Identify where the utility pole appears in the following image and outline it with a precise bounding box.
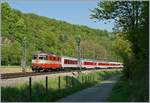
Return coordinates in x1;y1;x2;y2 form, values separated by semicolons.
0;6;1;67
22;37;26;72
75;35;81;71
0;36;1;67
0;6;2;67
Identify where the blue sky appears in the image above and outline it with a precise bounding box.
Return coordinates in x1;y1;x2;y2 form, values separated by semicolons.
3;0;114;32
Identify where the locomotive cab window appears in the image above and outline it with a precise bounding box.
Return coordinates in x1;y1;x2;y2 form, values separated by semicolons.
39;55;47;60
32;55;37;59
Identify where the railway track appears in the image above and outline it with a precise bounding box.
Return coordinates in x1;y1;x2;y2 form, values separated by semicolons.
1;69;122;79
1;70;71;79
1;69;90;79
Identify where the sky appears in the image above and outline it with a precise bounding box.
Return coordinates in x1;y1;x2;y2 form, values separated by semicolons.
3;0;114;32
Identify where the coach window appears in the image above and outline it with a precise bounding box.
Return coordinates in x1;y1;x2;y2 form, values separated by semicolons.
67;60;69;64
53;57;55;61
70;60;72;64
39;56;46;60
49;56;52;60
64;59;67;64
50;56;52;60
46;56;48;60
52;57;54;61
71;60;73;64
58;57;60;61
55;57;57;61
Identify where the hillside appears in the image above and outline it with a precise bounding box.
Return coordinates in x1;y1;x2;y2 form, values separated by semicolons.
1;3;119;65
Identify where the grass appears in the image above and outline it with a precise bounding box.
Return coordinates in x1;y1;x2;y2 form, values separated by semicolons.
108;76;149;102
1;70;122;102
0;66;32;73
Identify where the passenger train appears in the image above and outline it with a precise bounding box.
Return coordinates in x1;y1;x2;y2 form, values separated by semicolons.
31;52;123;72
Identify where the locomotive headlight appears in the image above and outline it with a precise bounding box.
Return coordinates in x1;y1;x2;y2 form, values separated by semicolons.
38;55;47;64
37;60;45;64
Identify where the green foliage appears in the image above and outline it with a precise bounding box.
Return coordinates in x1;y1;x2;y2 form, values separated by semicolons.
108;76;149;102
91;1;149;101
1;2;120;66
112;34;133;63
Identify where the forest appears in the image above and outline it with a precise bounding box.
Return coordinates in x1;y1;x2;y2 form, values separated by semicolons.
1;3;120;66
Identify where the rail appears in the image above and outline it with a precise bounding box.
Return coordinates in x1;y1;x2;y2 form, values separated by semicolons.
1;68;122;79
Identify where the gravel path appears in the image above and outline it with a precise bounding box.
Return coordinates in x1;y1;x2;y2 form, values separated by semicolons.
57;75;120;102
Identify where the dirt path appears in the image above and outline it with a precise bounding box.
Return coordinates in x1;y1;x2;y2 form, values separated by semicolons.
57;75;120;102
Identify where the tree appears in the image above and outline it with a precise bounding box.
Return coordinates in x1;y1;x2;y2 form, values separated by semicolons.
91;1;149;101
